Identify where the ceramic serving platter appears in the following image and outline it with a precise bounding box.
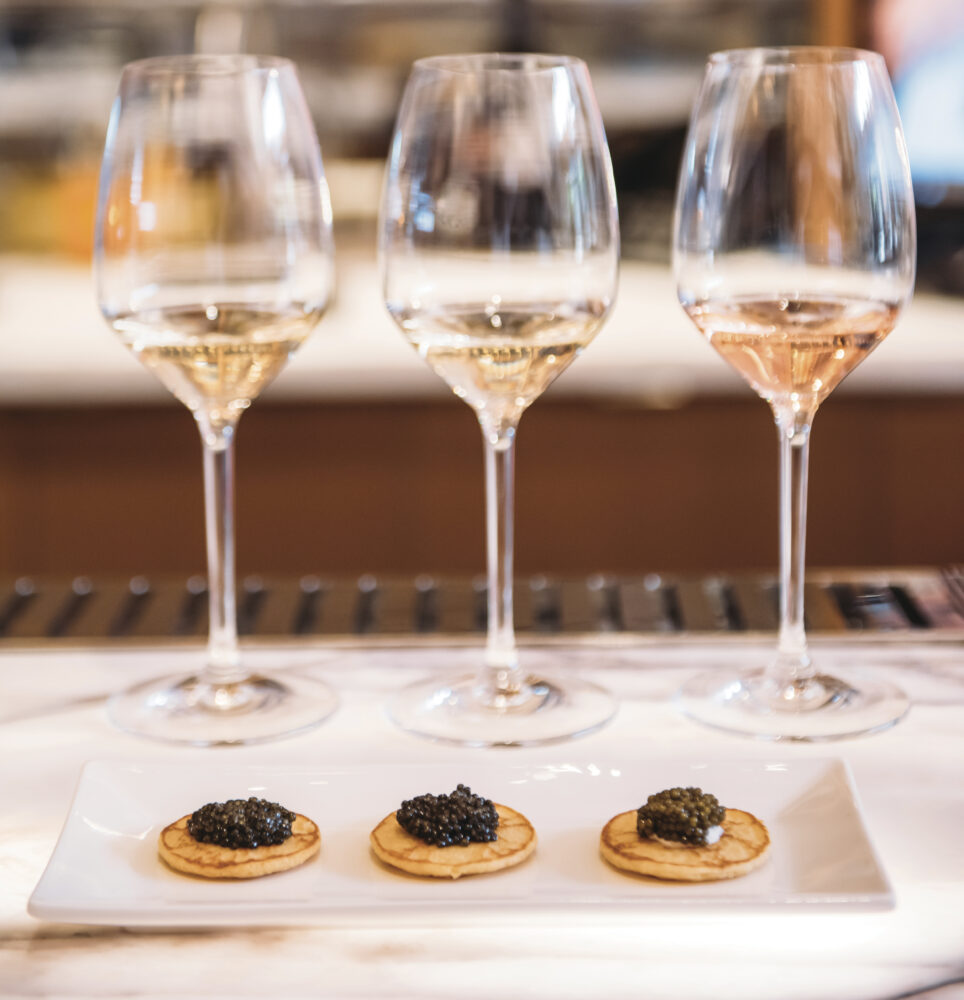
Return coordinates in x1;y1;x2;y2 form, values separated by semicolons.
28;756;893;925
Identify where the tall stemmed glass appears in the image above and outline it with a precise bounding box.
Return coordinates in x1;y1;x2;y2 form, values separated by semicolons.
380;54;619;746
673;48;916;739
95;55;336;745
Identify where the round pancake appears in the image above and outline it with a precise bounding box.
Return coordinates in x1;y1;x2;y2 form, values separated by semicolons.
600;807;770;882
370;803;536;879
158;812;320;879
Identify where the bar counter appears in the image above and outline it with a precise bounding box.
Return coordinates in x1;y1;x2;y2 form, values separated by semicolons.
1;253;962;406
3;637;963;998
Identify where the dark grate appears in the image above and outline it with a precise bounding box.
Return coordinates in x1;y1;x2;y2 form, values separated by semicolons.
0;570;959;642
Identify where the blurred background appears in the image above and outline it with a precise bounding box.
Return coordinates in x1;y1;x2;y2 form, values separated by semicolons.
0;0;961;581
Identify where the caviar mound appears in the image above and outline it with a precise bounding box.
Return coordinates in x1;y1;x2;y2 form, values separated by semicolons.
636;787;726;847
396;784;499;847
370;802;536;879
600;807;770;882
158;812;320;879
187;797;296;850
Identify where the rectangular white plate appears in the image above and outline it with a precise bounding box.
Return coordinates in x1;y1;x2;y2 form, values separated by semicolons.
28;757;892;925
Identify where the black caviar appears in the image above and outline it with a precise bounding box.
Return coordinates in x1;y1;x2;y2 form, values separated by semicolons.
187;797;296;849
396;784;499;847
636;787;726;846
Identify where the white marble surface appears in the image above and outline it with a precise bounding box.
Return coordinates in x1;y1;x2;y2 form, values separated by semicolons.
1;253;962;407
2;639;964;999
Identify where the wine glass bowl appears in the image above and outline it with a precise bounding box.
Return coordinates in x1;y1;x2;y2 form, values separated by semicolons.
380;53;620;745
673;47;916;739
95;55;337;744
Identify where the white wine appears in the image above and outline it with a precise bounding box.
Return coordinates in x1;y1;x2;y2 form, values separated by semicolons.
392;301;606;418
685;296;898;407
112;303;320;421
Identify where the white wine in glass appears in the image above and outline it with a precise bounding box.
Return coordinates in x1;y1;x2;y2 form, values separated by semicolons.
673;47;917;740
380;54;620;746
95;55;337;745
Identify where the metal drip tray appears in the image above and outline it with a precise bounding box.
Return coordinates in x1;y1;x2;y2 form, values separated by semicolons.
0;568;960;643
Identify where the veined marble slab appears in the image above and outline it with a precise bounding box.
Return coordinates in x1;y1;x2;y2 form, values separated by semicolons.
2;640;963;999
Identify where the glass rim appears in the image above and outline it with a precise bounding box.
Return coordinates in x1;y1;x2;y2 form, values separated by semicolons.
708;45;886;68
411;52;586;75
120;53;295;78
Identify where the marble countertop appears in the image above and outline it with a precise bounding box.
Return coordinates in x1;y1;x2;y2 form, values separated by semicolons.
1;253;962;407
3;638;964;999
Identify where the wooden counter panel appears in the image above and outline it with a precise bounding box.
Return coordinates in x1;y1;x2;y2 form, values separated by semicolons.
0;396;959;576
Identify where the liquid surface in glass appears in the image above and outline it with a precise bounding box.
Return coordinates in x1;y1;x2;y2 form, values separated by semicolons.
393;301;606;418
685;296;898;407
112;303;320;419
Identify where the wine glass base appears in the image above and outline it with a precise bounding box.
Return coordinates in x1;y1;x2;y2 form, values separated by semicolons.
388;671;616;747
108;671;338;747
676;667;909;741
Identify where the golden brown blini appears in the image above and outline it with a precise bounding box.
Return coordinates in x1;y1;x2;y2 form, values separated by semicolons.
600;808;770;882
158;813;320;879
370;803;536;879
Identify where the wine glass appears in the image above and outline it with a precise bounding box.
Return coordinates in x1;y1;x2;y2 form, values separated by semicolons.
673;47;916;739
379;54;620;746
95;55;336;745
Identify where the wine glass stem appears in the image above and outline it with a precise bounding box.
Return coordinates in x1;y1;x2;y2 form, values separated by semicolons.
481;421;523;699
198;419;243;687
772;412;814;687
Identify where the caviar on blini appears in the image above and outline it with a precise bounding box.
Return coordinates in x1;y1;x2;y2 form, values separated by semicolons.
636;787;726;846
186;797;296;850
396;784;499;847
